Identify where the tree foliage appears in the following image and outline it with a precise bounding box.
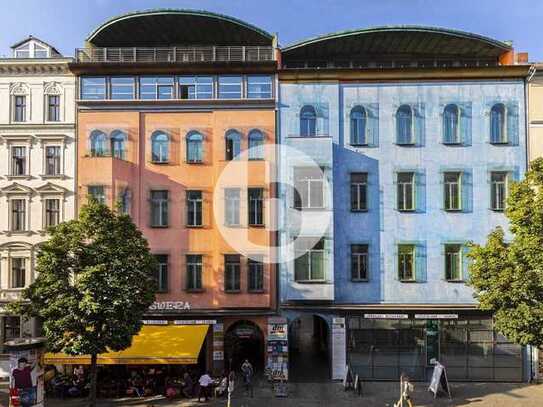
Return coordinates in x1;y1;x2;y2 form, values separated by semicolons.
15;200;157;405
468;158;543;347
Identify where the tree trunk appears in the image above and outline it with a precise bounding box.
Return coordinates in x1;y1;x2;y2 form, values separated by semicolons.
89;353;98;407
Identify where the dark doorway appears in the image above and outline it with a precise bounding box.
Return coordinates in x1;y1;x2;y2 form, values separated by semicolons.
289;314;330;382
224;320;264;373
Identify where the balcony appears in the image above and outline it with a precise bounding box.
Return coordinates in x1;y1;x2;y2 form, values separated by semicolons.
75;46;275;64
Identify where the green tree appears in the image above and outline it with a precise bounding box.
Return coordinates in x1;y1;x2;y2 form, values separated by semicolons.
468;157;543;347
15;200;157;406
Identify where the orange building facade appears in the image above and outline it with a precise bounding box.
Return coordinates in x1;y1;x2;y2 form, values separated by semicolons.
72;10;280;374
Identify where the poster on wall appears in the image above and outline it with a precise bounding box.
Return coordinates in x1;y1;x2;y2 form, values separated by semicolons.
9;347;44;407
332;317;346;380
267;318;288;381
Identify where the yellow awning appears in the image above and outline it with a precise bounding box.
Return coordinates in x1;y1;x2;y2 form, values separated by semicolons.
44;324;209;365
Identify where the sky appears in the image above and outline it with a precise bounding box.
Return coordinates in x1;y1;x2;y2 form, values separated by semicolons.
0;0;541;60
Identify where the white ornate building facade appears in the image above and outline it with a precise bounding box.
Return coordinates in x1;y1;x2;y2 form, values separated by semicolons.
0;37;76;377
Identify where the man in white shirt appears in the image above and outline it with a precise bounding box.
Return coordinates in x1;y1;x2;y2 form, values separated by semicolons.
198;371;213;402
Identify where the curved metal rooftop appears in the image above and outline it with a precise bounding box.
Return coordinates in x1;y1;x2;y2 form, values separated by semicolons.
282;26;512;66
86;9;274;47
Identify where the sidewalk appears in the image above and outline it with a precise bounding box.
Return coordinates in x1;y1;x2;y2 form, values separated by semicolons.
2;380;543;406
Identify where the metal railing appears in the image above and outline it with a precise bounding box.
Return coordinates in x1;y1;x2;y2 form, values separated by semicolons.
75;46;275;63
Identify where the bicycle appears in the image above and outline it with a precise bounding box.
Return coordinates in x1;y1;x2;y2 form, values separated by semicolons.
393;373;414;407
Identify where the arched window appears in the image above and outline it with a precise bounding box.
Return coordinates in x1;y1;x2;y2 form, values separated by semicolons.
248;130;264;160
151;131;170;163
89;130;107;157
350;106;367;145
443;104;460;144
490;103;507;143
110;130;127;160
186;131;204;163
396;105;414;145
225;130;241;161
300;105;317;137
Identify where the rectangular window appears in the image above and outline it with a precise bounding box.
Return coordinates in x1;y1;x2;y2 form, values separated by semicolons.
224;254;241;292
87;185;105;204
294;238;326;282
81;77;106;100
225;188;241;226
178;76;213;99
186;190;203;227
11;199;26;231
247;75;272;99
154;255;168;292
350;173;368;211
491;172;508;211
110;77;135;100
4;316;20;340
294;167;325;209
218;76;242;99
445;244;463;281
186;254;203;291
248;258;264;291
34;45;48;58
45;146;61;176
351;244;369;281
398;244;415;281
11;258;25;288
139;76;174;99
118;188;131;215
14;96;26;122
151;190;169;227
11;146;26;176
444;172;462;211
397;172;415;211
47;95;60;121
45;198;60;227
248;188;264;226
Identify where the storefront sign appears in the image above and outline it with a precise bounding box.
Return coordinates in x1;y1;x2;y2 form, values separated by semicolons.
142;320;168;325
415;314;458;320
332;317;346;380
268;322;288;341
173;319;216;325
364;314;408;319
148;301;191;311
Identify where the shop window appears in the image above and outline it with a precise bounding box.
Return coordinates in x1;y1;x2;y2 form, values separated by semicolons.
11;258;26;288
351;172;368;211
490;172;508;211
47;95;60;121
151;131;170;163
444;172;462;211
248;188;264;226
398;244;415;281
293;167;325;209
295;238;326;282
186;255;203;291
351;244;368;281
225;188;240;226
186;131;203;163
11;146;27;176
397;172;415;212
88;185;105;204
11;199;26;232
150;190;169;227
248;130;264;160
224;254;241;292
81;77;106;100
350;106;368;145
45;146;61;176
300;105;317;137
186;190;203;227
154;255;168;292
248;258;264;292
45;198;60;227
445;244;463;281
110;77;135;100
225;130;241;160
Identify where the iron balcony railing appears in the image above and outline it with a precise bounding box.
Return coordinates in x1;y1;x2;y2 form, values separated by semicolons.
75;46;275;64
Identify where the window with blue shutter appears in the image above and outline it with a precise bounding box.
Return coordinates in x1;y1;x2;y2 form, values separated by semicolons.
415;243;427;282
461;169;473;213
415;171;426;213
506;102;519;145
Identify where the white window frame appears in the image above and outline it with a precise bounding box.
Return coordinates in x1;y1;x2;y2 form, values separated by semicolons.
444;244;463;281
397;172;415;212
444;172;462;211
398;244;416;282
490;171;508;211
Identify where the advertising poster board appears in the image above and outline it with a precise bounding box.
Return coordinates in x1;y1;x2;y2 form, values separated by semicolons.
267;318;288;381
8;344;45;407
332;318;346;380
428;361;451;399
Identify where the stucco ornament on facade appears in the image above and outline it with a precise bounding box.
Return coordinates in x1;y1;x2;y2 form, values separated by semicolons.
43;82;62;95
9;82;29;95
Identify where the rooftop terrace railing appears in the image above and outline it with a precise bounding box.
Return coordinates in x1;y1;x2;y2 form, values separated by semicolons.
75;46;275;63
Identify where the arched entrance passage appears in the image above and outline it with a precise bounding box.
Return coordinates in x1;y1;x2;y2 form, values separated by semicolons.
224;320;264;373
289;314;330;382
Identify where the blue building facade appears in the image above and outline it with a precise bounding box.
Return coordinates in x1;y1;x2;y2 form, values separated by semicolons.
278;27;532;382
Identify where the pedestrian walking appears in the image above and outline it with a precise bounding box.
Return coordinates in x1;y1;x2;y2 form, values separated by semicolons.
240;359;254;398
198;371;213;402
